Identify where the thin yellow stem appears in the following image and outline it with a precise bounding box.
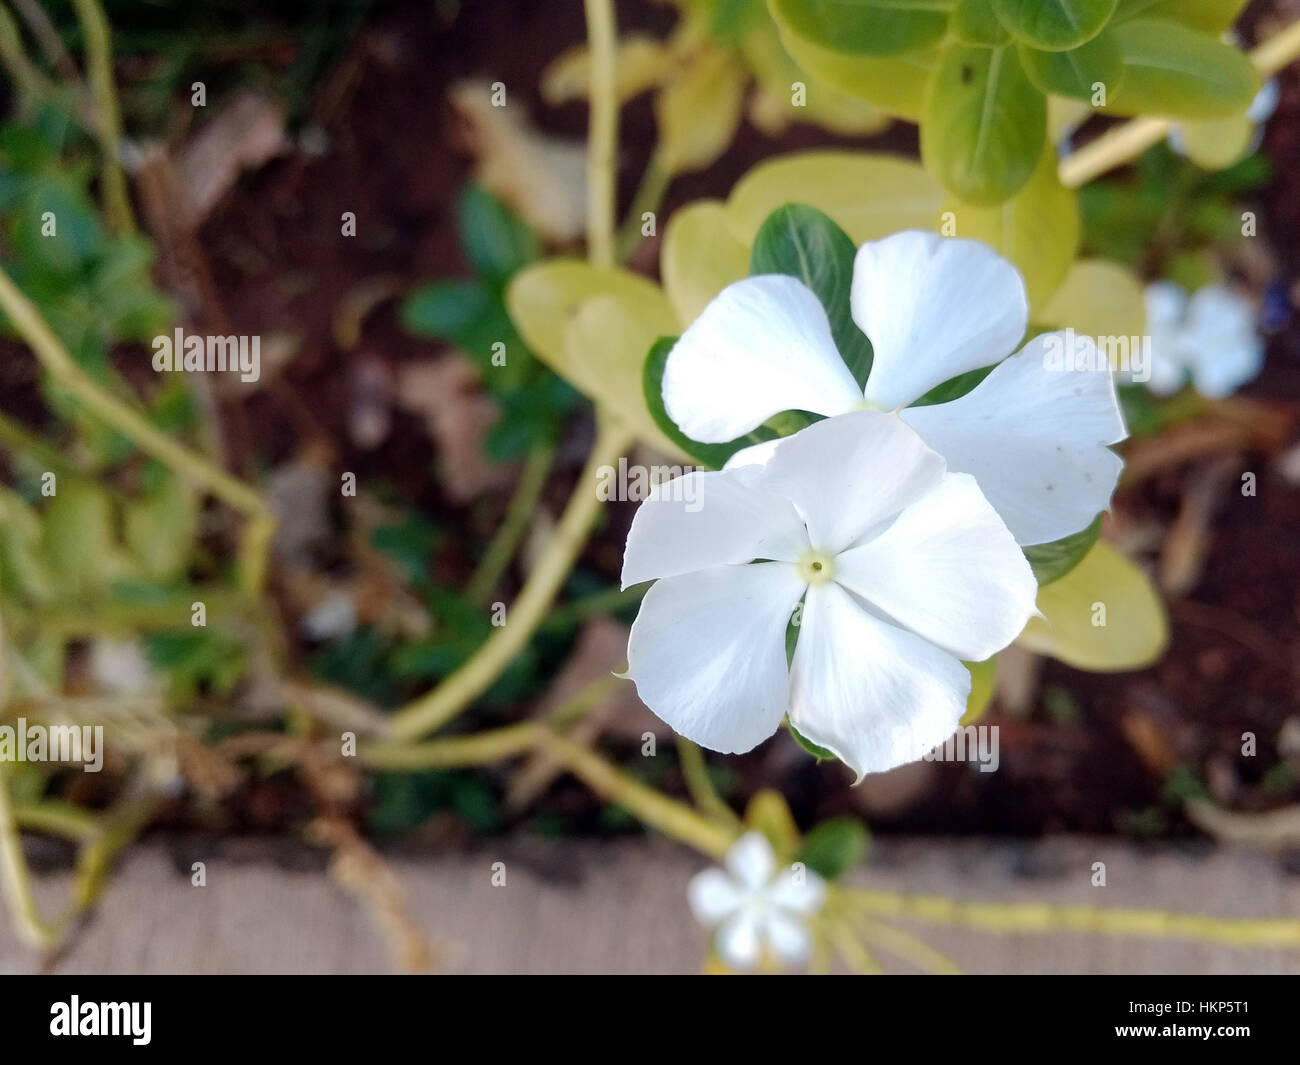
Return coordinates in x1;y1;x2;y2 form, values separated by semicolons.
675;736;742;830
1061;21;1300;189
387;417;632;740
14;801;100;842
359;722;541;770
583;0;618;269
843;889;1300;950
848;913;965;975
0;767;59;948
535;730;736;860
0;265;273;594
466;441;555;607
70;0;135;235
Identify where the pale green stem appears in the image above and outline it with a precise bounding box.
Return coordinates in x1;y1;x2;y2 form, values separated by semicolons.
583;0;618;269
466;441;555;608
70;0;135;234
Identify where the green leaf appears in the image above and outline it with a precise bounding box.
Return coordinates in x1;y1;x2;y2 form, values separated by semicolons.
991;0;1117;51
455;185;539;284
1019;32;1123;100
744;789;801;861
1023;513;1102;585
921;42;1045;205
749;204;872;387
1105;20;1259;119
797;817;869;879
1113;0;1247;34
768;0;953;57
961;657;998;724
401;279;494;343
660;200;749;327
642;336;770;468
952;0;1010;44
775;30;938;119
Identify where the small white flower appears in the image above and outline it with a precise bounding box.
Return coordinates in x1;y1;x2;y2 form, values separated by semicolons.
621;410;1038;778
662;230;1126;547
1142;281;1264;399
688;832;826;971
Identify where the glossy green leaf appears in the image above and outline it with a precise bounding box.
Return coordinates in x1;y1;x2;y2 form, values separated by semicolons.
1023;513;1102;585
922;42;1046;205
1019;32;1123;100
749;204;872;387
952;0;1010;44
769;0;953;57
1105;20;1259;119
797;817;869;879
991;0;1117;51
942;146;1077;313
1017;540;1168;670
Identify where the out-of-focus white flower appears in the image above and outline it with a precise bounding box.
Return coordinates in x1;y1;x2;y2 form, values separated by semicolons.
621;411;1037;778
688;831;826;971
661;230;1126;547
1142;281;1264;398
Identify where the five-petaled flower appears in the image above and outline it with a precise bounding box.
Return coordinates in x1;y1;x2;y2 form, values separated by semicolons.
662;230;1126;547
688;831;826;972
1141;281;1264;399
621;410;1038;778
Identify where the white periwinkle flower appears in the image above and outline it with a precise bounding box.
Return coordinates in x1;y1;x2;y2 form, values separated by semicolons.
1143;281;1264;399
621;410;1038;778
662;230;1126;547
688;831;826;971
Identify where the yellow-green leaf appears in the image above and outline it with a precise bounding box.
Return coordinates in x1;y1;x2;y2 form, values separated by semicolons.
769;0;953;57
775;28;938;119
1175;114;1256;171
961;656;999;724
992;0;1117;52
1039;257;1145;340
1017;540;1168;670
124;476;200;583
942;146;1078;313
507;260;689;457
655;48;746;175
661;200;750;327
726;151;944;244
744;788;801;862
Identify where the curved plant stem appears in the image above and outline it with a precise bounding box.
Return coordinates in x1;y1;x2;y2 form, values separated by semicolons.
0;767;59;948
536;730;736;859
388;418;633;741
1059;20;1300;189
0;266;273;595
615;151;671;262
583;0;618;269
675;737;741;830
13;801;99;842
71;0;135;235
360;722;541;770
466;441;555;608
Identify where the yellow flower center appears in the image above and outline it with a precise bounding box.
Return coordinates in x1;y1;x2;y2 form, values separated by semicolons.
797;550;835;586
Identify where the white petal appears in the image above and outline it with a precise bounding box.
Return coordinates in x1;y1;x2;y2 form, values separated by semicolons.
726;831;776;890
853;232;1028;411
751;410;946;555
1247;79;1280;123
900;332;1126;546
662;275;862;443
833;473;1037;661
1144;281;1189;331
621;470;808;588
770;868;827;915
624;563;805;755
715;911;763;971
762;909;813;967
1182;285;1263;399
721;438;781;471
789;583;970;779
687;868;743;927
